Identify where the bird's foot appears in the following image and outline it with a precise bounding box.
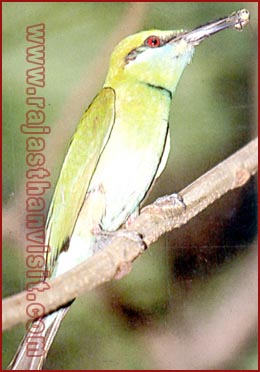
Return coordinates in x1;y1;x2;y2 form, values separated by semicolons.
155;193;186;209
143;193;186;214
92;226;145;255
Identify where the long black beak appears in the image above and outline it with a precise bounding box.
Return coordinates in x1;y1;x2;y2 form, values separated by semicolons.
169;9;250;45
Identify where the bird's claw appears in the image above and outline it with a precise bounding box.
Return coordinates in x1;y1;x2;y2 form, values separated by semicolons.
143;193;186;215
154;193;186;210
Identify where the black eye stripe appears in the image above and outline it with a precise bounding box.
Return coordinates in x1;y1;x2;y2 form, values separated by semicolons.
125;34;176;64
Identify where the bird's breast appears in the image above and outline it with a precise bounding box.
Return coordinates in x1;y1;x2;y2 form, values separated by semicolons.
89;82;171;230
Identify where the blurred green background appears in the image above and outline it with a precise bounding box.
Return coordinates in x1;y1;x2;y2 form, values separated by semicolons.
3;2;258;370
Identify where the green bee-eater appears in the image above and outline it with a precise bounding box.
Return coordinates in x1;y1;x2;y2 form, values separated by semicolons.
9;9;249;370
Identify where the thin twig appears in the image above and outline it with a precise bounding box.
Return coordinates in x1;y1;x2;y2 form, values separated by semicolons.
2;138;257;331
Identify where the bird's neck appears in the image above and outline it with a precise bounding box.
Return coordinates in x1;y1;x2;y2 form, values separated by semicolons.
105;78;172;106
104;79;172;139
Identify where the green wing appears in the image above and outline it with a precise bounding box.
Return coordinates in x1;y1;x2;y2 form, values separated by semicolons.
45;87;115;273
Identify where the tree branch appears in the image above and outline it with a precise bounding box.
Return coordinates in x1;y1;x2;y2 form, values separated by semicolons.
2;138;258;331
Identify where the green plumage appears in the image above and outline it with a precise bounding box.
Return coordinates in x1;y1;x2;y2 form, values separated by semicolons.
45;88;115;272
9;9;249;369
46;30;195;277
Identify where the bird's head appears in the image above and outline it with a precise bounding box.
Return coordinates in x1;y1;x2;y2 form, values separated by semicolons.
104;9;249;95
104;29;194;94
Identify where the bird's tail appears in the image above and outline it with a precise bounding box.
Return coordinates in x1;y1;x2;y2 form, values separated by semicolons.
7;305;71;370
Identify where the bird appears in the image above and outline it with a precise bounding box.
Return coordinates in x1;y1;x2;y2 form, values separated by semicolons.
8;9;249;370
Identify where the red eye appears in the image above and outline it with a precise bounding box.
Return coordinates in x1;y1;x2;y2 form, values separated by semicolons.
145;36;161;48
